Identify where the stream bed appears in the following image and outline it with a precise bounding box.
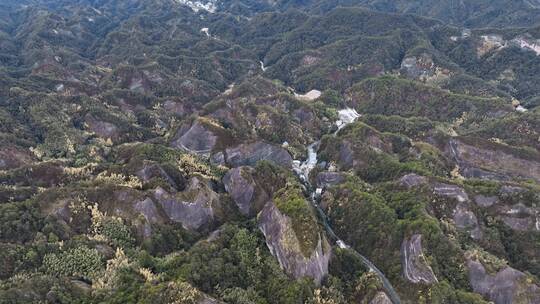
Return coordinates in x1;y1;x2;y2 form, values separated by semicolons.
292;108;401;304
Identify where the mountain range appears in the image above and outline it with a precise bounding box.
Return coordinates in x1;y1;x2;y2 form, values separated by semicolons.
0;1;539;304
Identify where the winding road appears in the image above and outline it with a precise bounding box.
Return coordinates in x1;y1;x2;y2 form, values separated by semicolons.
292;108;402;304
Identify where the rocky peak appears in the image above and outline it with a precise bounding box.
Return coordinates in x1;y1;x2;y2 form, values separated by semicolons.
258;201;331;286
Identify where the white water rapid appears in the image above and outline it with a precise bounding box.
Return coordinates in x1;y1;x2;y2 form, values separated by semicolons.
291;108;401;304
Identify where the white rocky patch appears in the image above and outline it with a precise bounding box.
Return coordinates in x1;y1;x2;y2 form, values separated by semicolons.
55;84;64;92
52;29;59;35
175;0;217;13
512;37;540;55
477;34;540;57
336;108;360;130
260;61;267;71
87;17;95;22
294;90;321;101
401;57;418;69
292;142;318;182
478;34;506;56
200;27;210;37
336;240;349;249
516;105;528;113
222;83;234;95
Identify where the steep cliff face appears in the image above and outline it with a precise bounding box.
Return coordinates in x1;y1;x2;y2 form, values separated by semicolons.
153;177;219;231
447;138;540;182
401;234;438;285
2;1;540;303
223;141;293;168
468;259;540;304
369;291;393;304
222;166;269;216
258;201;331;285
171;120;218;156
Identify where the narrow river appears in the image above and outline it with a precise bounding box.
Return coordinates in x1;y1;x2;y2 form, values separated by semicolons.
292;108;402;304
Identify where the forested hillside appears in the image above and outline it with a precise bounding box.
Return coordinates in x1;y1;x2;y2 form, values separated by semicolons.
0;1;539;303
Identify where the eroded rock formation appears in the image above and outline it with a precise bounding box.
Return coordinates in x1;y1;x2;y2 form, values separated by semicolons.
401;234;438;284
258;201;331;285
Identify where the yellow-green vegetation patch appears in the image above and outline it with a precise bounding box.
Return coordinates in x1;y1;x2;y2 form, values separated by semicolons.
42;246;104;280
116;142;226;180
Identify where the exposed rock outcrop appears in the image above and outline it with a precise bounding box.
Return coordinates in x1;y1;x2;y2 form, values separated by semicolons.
294;89;321;101
499;203;540;232
152;177;218;231
316;171;345;188
163;100;189;117
448;138;540;182
433;182;469;202
468;259;540;304
84;114;119;141
474;195;498;207
171;120;217;156
453;202;482;240
0;146;34;170
222;166;269;216
133;198;162;237
198;295;222;304
337;141;355;169
400;177;484;238
399;173;427;188
369;291;392;304
224;142;293;168
400;53;450;83
136;161;181;190
8;161;66;187
258;201;331;285
401;234;438;284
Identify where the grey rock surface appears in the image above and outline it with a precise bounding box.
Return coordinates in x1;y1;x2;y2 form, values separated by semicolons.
369;291;393;304
316;171;345;188
0;146;34;170
223;167;256;215
171;121;217;156
136;161;179;189
453;202;482;240
338;141;355;169
225;142;293;168
401;234;438;284
468;259;540;304
258;201;331;286
433;183;469;202
153;177;217;231
448;139;540;182
134;198;162;237
223;166;269;216
474;195;499;207
399;173;428;188
85;114;119;141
